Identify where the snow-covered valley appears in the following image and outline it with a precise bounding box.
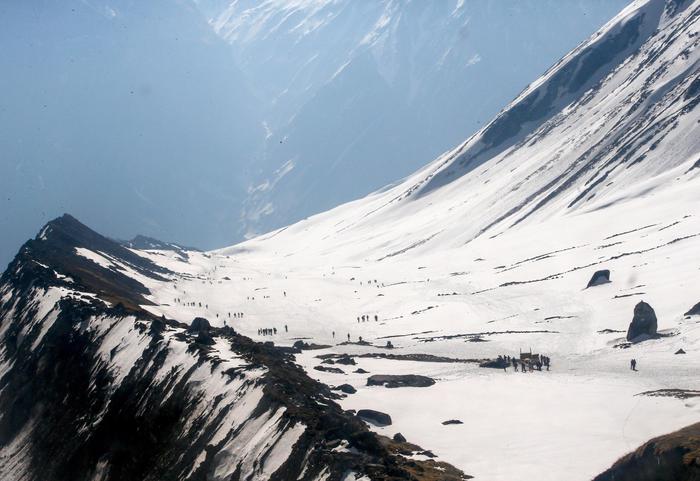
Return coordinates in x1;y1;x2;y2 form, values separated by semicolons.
1;0;699;479
127;170;700;481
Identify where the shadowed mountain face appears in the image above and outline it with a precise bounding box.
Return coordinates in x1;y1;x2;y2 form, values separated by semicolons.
0;215;470;481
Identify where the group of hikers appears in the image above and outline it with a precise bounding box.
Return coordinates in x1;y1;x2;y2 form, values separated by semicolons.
357;314;379;323
498;354;552;372
173;297;246;321
257;324;289;336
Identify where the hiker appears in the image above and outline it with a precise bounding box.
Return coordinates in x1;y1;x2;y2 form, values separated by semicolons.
374;314;378;322
273;327;277;335
347;333;350;341
512;358;518;371
284;324;288;332
631;359;637;371
332;331;335;338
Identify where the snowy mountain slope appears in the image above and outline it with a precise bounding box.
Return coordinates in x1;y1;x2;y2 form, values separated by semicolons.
115;1;699;479
194;0;630;239
0;215;468;481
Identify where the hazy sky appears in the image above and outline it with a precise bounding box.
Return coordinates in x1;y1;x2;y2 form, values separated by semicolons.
0;0;629;271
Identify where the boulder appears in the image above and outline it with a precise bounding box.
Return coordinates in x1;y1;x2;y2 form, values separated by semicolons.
626;301;658;342
685;302;700;316
188;317;211;333
479;358;509;369
393;432;407;443
442;419;464;425
335;383;357;394
354;368;370;374
367;374;435;388
357;409;392;426
587;269;611;288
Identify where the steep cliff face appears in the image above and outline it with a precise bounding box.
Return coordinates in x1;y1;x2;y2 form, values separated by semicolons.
0;216;468;481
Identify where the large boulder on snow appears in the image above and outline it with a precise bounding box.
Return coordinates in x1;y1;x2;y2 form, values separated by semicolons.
188;317;211;333
357;409;392;426
335;384;357;394
587;269;611;288
626;301;658;342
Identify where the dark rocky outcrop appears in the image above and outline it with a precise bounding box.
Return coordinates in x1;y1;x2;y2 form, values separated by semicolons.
314;365;345;374
626;301;658;342
187;317;215;345
187;317;211;333
357;409;392;427
335;384;357;394
0;215;472;481
367;374;436;388
587;269;611;287
675;348;686;355
393;433;407;443
685;302;700;316
442;420;464;425
593;422;700;481
479;358;509;369
292;340;331;351
354;368;370;374
334;355;356;365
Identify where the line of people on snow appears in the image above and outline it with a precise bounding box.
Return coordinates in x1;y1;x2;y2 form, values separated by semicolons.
257;324;289;336
357;314;379;322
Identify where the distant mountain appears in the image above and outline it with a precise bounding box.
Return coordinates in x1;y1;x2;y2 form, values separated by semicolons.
0;0;628;271
195;0;629;238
